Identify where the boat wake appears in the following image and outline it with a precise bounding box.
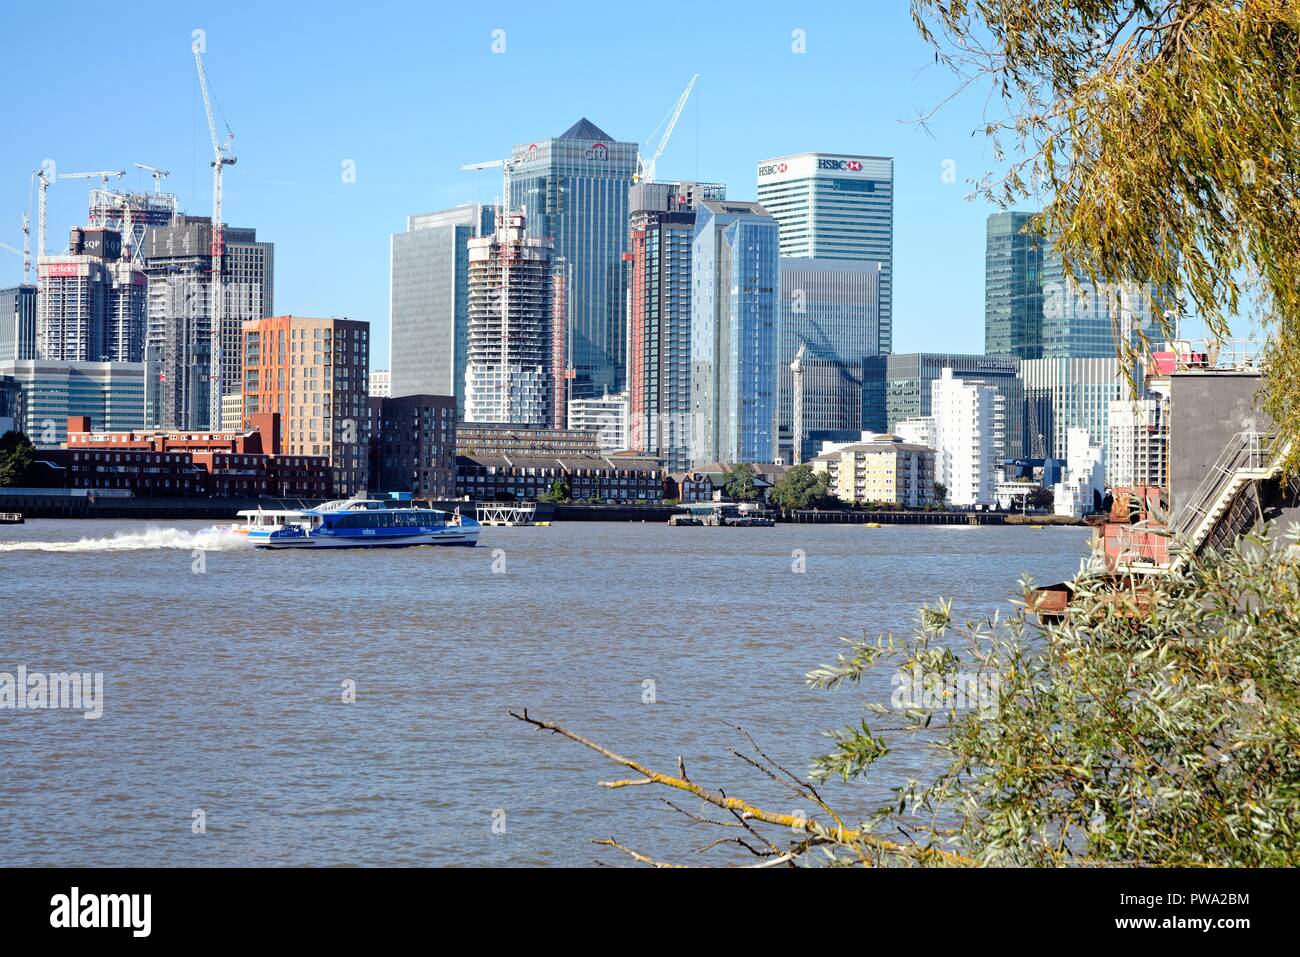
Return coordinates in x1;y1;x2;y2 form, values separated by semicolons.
0;526;251;553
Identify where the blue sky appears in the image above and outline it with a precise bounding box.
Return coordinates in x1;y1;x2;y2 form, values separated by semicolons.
0;0;1179;365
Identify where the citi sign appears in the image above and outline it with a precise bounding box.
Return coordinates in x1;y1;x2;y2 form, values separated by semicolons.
586;142;608;160
818;158;864;171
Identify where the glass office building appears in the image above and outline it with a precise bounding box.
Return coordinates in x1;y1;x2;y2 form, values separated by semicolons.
690;200;780;466
985;211;1045;359
0;359;146;447
626;182;725;471
1020;356;1126;460
863;352;1024;460
1041;249;1166;358
778;257;880;463
987;210;1166;360
508;119;638;400
0;285;37;362
756;153;894;353
389;204;495;418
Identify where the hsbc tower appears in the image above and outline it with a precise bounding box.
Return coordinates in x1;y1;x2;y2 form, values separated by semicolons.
756;152;894;353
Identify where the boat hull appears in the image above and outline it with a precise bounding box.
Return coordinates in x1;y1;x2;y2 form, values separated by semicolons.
248;527;479;549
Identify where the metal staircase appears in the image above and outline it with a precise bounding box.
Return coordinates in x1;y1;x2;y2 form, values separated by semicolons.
1166;430;1284;569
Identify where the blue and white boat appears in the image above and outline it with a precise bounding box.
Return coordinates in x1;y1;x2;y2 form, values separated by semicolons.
232;497;479;549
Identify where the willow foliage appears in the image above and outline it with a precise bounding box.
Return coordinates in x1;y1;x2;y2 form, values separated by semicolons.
809;531;1300;866
912;1;1300;468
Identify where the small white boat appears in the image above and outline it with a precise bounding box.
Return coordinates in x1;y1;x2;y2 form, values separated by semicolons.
231;497;479;549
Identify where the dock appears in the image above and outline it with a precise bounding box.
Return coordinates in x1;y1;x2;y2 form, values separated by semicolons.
669;503;775;527
787;509;1008;525
476;503;538;527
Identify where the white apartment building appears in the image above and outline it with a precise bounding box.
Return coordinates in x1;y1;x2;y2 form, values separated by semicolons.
369;369;391;399
930;368;1003;508
568;391;630;452
1107;390;1168;488
895;416;935;451
1054;426;1106;517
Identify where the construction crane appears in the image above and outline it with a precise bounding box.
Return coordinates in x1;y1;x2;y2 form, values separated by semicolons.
6;174;35;282
634;74;699;184
194;45;237;429
133;163;171;194
34;168;124;261
461;158;515;218
21;174;32;281
462;157;520;418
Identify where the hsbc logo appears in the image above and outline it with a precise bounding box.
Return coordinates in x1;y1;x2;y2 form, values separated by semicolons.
819;158;864;172
757;162;789;177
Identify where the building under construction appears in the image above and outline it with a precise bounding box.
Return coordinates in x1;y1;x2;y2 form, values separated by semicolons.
464;210;561;427
36;227;146;364
88;188;177;266
141;215;273;431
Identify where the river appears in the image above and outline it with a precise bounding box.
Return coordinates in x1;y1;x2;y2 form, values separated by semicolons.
0;518;1090;866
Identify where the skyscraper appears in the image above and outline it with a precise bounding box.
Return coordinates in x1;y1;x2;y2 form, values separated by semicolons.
508;118;638;399
389;203;495;415
1020;356;1126;459
690;200;780;466
37;240;111;362
1041;250;1165;358
142;216;273;430
36;228;146;365
986;210;1165;360
464;210;559;427
626;180;725;470
219;235;275;429
778;257;881;463
0;285;37;362
984;211;1045;359
756;153;894;352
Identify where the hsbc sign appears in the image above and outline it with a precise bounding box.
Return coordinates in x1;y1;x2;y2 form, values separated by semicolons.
759;156;877;180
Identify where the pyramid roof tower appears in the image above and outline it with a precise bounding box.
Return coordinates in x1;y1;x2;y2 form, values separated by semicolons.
558;117;612;141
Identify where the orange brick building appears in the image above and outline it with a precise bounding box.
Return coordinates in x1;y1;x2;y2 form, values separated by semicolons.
241;315;370;496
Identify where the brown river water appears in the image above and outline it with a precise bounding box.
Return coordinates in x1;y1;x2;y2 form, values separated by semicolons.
0;518;1090;865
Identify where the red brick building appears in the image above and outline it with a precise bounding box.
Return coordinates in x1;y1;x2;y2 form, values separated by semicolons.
40;413;331;498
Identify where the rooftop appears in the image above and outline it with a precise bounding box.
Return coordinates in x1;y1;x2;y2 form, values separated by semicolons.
559;117;612;141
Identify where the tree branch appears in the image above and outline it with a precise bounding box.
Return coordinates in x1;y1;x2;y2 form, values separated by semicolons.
510;709;975;867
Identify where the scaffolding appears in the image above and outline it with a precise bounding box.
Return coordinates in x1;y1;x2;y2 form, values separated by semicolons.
88;188;178;266
464;211;556;426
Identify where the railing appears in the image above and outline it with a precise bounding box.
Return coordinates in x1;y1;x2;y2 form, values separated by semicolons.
0;487;133;498
1170;432;1267;537
1168;430;1282;561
